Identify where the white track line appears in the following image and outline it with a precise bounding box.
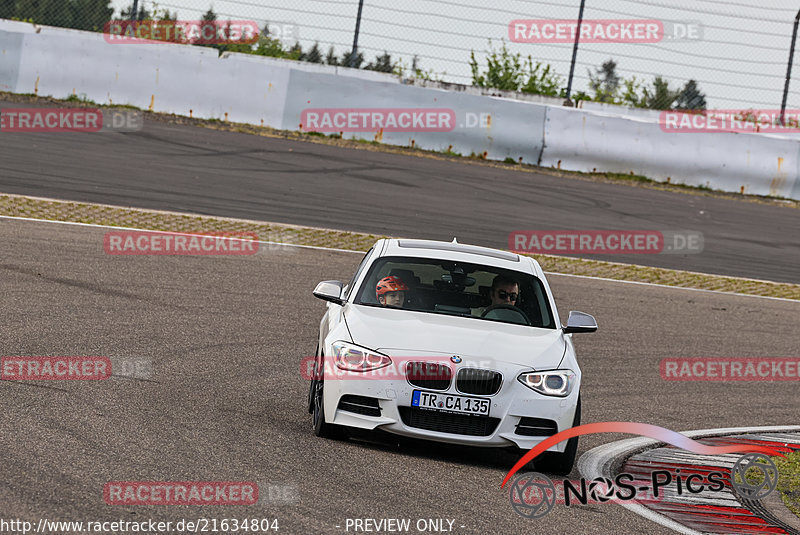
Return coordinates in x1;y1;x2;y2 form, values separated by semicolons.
545;271;800;304
2;214;798;303
577;425;800;535
0;215;362;255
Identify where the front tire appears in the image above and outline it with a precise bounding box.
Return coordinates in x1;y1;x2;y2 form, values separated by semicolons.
533;396;581;475
310;376;346;439
308;345;321;414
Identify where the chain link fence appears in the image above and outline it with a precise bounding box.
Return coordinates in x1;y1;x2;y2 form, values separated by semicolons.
2;0;799;112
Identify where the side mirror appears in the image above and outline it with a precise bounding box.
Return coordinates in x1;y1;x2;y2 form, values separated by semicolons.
313;280;344;305
563;311;597;334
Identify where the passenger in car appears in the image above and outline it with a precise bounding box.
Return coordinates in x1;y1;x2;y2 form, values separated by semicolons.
472;274;519;316
376;275;408;308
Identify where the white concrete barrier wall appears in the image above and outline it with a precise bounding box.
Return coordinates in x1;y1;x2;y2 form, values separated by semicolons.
542;107;800;198
8;25;293;126
0;22;546;163
0;21;798;200
282;69;547;162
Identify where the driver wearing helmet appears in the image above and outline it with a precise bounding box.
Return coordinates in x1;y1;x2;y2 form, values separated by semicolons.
376;275;408;308
473;274;519;316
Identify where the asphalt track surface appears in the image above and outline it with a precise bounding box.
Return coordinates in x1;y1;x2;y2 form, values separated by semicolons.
2;218;799;534
0;100;799;284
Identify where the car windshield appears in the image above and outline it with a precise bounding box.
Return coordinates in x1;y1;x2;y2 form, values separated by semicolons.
354;256;556;329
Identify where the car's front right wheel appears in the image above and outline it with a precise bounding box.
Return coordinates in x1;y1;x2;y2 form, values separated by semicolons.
310;377;329;436
309;354;346;439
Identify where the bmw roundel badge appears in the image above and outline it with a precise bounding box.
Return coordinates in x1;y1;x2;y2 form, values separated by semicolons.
451;355;462;364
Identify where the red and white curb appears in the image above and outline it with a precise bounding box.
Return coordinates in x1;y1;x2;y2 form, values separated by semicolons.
577;426;800;534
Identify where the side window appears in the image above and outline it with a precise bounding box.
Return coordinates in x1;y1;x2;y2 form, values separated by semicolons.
343;247;374;301
533;283;553;328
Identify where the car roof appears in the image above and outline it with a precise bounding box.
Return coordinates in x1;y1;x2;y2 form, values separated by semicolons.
379;238;543;276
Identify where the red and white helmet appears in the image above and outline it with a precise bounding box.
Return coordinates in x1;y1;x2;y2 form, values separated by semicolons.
375;275;409;297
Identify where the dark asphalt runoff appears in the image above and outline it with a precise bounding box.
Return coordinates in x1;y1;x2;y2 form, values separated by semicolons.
2;218;798;534
0;100;798;283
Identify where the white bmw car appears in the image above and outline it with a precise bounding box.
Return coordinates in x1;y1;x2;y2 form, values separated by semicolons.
308;238;596;474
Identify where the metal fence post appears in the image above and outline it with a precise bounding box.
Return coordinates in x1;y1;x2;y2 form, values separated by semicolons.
350;0;365;68
780;9;800;125
564;0;586;107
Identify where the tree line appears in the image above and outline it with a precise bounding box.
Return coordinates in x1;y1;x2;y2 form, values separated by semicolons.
470;41;706;111
196;7;398;74
1;0;113;31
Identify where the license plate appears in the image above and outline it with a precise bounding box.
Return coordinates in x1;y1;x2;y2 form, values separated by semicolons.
411;390;490;416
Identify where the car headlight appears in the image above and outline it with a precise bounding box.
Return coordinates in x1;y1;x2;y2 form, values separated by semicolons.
332;341;392;372
518;370;576;397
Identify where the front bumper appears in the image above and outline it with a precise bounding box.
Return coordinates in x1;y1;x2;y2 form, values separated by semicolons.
323;368;579;451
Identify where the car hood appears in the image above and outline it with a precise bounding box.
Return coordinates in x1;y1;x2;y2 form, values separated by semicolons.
343;304;565;369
